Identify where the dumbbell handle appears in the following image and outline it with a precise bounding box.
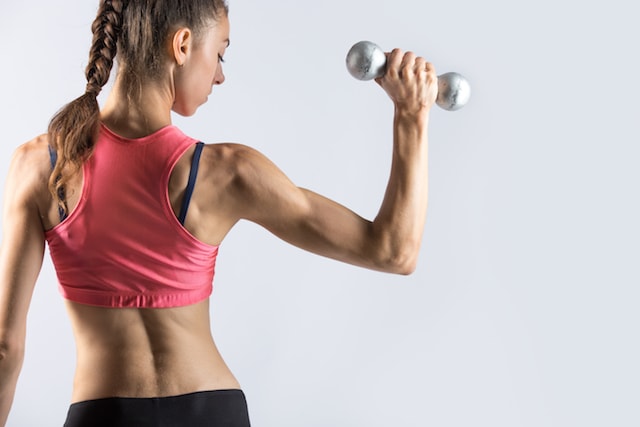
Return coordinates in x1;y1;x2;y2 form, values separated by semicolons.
346;41;470;111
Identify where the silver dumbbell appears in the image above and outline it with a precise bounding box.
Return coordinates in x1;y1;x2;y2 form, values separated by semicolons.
346;41;471;111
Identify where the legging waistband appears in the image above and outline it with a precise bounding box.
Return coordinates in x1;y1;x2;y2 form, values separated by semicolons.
64;389;251;427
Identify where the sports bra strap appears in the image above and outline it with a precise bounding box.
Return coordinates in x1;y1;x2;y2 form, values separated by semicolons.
48;144;57;168
48;146;68;222
178;142;205;225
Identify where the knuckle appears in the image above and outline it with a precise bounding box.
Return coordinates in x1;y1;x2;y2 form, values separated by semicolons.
404;51;416;61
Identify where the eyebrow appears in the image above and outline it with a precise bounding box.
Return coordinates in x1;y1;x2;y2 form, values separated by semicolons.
225;38;231;47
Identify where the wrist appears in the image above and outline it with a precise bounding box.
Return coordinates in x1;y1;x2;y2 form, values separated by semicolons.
394;105;430;126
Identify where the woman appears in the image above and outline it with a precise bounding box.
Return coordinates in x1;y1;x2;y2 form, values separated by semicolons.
0;0;437;425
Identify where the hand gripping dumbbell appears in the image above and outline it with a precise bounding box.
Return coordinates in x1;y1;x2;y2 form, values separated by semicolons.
346;41;471;111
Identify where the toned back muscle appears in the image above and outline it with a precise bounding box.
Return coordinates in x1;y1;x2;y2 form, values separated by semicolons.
32;134;243;402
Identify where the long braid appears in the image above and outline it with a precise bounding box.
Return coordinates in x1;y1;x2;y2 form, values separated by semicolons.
85;1;125;95
47;0;126;213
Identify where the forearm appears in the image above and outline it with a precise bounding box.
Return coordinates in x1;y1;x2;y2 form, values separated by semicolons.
0;349;24;427
370;107;430;273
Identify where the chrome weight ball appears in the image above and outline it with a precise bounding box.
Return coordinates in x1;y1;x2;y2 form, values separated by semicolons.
436;72;471;111
345;41;388;81
346;40;471;111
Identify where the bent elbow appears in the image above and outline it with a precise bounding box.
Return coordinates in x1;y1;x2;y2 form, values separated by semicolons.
373;243;420;275
389;253;418;275
398;257;418;275
366;227;422;275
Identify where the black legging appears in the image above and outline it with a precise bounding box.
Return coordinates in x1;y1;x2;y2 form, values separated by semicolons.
63;390;251;427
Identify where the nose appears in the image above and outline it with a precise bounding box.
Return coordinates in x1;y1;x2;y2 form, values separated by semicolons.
214;65;225;86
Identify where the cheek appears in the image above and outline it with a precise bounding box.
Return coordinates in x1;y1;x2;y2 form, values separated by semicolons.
195;64;216;93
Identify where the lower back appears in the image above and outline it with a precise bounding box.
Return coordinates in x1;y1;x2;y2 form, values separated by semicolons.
64;299;240;402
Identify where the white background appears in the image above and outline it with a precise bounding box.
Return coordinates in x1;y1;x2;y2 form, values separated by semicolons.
1;1;639;426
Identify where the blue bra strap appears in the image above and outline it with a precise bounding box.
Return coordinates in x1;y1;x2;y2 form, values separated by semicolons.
48;145;68;222
178;142;205;225
48;145;57;169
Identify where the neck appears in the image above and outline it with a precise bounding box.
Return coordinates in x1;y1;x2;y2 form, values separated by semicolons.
100;73;175;139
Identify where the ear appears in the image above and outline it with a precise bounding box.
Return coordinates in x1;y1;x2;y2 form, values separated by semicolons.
171;28;193;66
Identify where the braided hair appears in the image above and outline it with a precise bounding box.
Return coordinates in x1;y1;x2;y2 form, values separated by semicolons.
47;0;228;213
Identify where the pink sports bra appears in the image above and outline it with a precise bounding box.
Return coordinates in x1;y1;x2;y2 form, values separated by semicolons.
44;124;219;308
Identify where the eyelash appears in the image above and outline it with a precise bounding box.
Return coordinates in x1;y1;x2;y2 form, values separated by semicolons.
218;55;225;63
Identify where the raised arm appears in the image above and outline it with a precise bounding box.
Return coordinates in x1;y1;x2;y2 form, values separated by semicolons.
0;140;47;426
227;49;437;274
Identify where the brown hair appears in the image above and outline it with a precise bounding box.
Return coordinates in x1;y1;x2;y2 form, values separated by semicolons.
47;0;229;213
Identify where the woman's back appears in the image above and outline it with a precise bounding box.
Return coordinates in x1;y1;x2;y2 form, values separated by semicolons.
25;126;243;403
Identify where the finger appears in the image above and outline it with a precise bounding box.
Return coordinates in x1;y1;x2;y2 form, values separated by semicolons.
385;48;404;78
413;56;427;76
424;62;437;83
400;51;416;70
424;61;436;74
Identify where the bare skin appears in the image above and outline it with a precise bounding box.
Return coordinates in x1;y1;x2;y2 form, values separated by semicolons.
0;15;437;423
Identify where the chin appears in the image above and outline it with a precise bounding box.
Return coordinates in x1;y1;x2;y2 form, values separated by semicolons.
174;97;209;117
172;105;199;117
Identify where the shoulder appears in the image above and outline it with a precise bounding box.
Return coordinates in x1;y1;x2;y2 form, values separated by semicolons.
203;142;293;195
196;142;297;214
201;142;266;165
8;134;51;183
5;134;52;205
11;134;50;161
199;142;304;219
200;142;279;184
